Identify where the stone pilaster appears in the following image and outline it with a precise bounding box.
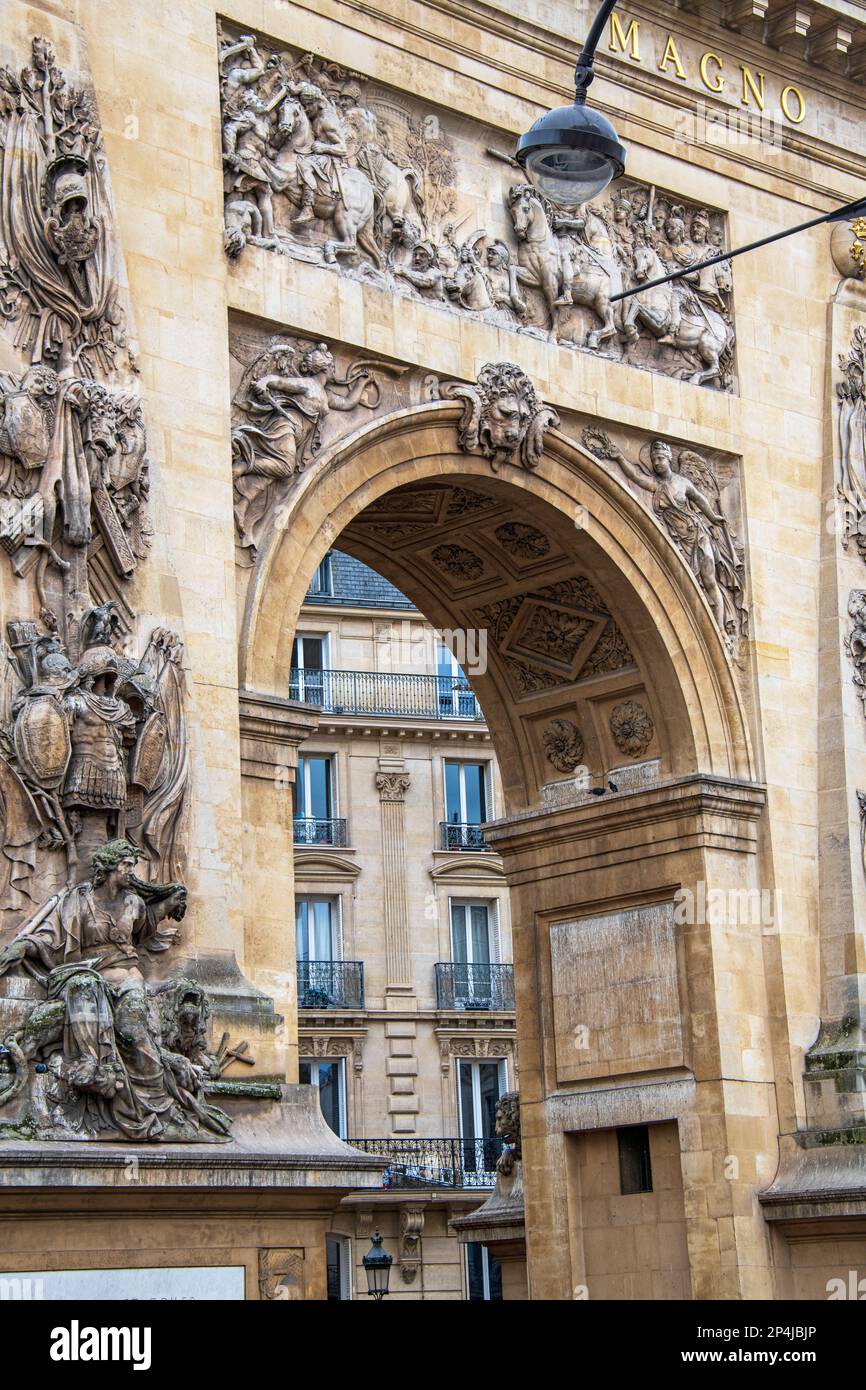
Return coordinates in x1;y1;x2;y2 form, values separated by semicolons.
375;767;413;993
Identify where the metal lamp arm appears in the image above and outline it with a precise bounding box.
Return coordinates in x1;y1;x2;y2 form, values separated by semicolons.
575;0;619;102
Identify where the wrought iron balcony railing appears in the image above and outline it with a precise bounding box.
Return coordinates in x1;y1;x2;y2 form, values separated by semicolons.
293;816;348;847
297;960;365;1010
435;962;515;1012
290;668;483;722
348;1136;504;1189
439;821;487;851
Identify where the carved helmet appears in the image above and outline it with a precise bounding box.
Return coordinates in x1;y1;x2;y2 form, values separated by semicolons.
42;153;90;213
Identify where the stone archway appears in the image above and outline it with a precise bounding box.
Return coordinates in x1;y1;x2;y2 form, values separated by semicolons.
238;396;776;1302
241;400;755;794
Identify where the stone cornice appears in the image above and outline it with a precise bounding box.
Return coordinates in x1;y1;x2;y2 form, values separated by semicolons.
483;774;768;869
238;690;320;781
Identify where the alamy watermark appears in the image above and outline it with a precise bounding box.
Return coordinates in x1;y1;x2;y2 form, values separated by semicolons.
674;881;783;931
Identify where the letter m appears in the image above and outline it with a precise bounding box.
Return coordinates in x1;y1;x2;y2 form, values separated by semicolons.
609;14;641;61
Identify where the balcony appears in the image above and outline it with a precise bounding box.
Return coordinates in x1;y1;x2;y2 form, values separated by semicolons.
290;668;483;722
439;821;487;851
297;960;365;1010
348;1136;504;1189
293;816;348;847
435;962;515;1012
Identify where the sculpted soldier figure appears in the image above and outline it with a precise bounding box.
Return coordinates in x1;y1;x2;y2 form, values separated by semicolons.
395;241;445;299
289;82;349;226
688;208;732;313
0;840;229;1141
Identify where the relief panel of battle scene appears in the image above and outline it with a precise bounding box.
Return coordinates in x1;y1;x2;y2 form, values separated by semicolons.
219;22;736;392
0;35;237;1144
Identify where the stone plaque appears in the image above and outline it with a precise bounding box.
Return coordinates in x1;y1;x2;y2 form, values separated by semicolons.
2;1266;245;1300
550;901;683;1082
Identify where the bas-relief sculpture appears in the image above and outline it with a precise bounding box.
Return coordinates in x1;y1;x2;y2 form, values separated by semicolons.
837;325;866;560
229;326;559;556
0;39;215;1143
581;428;749;655
218;25;736;391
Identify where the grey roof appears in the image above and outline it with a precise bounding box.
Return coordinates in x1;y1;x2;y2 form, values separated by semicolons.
304;550;417;610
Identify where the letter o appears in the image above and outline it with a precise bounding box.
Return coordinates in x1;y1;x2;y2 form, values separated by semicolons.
780;85;805;124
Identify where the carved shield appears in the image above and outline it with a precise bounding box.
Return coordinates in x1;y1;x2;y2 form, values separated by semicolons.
3;392;51;470
13;695;71;790
129;710;167;791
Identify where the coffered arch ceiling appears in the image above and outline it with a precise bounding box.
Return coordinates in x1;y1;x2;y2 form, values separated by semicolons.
240;403;755;812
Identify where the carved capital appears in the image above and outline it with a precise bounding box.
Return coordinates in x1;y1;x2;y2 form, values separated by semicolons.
376;771;411;802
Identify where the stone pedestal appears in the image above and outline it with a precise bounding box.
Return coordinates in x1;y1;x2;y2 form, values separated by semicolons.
0;1086;385;1299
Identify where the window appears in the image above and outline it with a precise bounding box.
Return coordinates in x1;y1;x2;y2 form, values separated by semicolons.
296;897;339;962
309;554;333;596
294;754;335;825
444;760;488;824
617;1124;653;1194
326;1235;352;1300
466;1242;502;1301
442;761;489;849
457;1057;505;1183
449;900;498;1008
291;633;328;704
300;1057;346;1138
436;643;477;718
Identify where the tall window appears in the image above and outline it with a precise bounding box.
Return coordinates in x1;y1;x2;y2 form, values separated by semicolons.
451;900;495;964
296;896;339;962
443;761;489;850
300;1057;346;1138
466;1243;502;1301
450;899;496;1007
436;643;477;718
326;1235;352;1300
295;755;334;821
291;633;328;704
457;1057;505;1183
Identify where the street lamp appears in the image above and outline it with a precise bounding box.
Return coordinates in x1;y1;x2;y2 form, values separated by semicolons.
516;0;624;208
362;1230;393;1300
516;0;866;301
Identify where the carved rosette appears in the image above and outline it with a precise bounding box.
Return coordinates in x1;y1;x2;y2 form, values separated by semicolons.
609;701;655;759
542;719;585;774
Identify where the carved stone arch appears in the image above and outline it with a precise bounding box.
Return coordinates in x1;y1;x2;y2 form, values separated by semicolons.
430;856;506;884
293;851;362;882
240;400;755;811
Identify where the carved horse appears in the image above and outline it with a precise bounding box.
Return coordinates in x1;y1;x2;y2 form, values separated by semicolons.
265;97;382;268
347;109;426;239
622;243;734;388
506;184;621;349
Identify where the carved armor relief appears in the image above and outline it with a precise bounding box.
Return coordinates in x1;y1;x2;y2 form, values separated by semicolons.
0;36;214;1145
218;23;736;391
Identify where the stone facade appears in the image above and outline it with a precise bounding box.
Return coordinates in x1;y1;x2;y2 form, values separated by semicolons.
0;0;865;1300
